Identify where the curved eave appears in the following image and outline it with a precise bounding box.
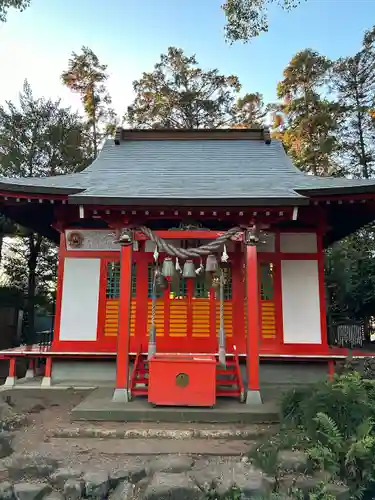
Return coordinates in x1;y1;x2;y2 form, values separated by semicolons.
67;195;310;207
0;183;83;196
297;184;375;197
324;202;375;247
0;203;59;243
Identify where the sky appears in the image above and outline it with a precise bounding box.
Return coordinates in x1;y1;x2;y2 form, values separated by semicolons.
0;0;374;119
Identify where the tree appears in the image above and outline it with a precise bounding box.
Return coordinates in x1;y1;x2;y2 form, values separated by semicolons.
0;0;29;22
0;0;306;42
222;0;303;43
61;46;116;158
332;26;375;179
324;27;375;330
0;80;88;341
231;92;267;128
277;49;339;176
126;46;241;129
325;230;375;323
3;235;58;315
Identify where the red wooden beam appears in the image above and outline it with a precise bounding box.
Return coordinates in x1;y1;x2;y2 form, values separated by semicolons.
245;244;262;404
113;243;133;402
51;234;65;350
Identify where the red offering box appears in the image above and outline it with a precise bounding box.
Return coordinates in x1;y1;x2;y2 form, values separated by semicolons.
148;353;217;407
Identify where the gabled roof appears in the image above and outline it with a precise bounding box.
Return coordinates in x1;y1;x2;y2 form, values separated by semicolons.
1;128;375;205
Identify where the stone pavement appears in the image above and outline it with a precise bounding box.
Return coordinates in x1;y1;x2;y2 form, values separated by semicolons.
71;388;279;424
0;452;350;500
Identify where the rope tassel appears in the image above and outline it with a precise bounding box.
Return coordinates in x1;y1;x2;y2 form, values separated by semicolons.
221;244;229;263
175;257;182;273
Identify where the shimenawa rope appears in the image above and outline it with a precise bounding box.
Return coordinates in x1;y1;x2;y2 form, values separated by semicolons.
139;225;241;258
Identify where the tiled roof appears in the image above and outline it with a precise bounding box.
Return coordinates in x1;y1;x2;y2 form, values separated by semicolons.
1;131;375;205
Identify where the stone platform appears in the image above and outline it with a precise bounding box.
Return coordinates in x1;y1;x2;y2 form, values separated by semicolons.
71;388;279;423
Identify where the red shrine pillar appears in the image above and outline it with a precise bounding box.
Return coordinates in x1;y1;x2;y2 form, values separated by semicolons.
112;229;133;403
245;231;262;405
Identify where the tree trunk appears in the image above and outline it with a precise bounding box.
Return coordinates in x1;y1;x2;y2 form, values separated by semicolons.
91;85;98;158
0;234;4;265
354;75;368;179
25;233;42;344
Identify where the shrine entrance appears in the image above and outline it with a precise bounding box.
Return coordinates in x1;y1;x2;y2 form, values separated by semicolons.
101;252;236;354
100;245;278;356
145;254;234;353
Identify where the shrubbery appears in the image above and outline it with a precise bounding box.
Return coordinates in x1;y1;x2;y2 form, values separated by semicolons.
250;371;375;499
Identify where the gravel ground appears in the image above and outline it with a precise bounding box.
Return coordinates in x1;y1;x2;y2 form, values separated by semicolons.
0;389;260;475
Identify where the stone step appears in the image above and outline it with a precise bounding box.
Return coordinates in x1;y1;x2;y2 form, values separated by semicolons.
42;437;256;456
71;391;280;424
50;423;277;440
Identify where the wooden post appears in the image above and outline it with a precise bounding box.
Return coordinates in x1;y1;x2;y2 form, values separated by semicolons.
245;235;262;404
328;359;335;381
41;356;52;387
25;358;35;379
4;358;16;387
112;232;133;402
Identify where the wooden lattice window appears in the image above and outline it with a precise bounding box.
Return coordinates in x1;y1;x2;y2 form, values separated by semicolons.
194;273;209;298
147;264;188;299
194;267;232;299
222;267;232;300
106;262;136;299
147;265;163;299
260;263;274;300
172;274;187;299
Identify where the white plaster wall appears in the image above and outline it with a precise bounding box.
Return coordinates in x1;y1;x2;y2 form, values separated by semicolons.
59;258;100;341
280;233;317;253
281;260;322;344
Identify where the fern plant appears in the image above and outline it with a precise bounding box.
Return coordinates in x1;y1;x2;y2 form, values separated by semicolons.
248;438;282;491
307;482;336;500
268;373;375;499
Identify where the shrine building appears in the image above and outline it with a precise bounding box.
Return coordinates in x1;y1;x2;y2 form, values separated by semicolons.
0;127;374;407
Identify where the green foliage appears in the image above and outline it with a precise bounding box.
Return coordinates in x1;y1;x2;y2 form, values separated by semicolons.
231;92;267;128
126;46;241;129
0;0;30;22
270;26;375;324
249;437;280;480
61;46;116;157
203;484;243;500
0;286;23;307
325;228;375;321
331;26;375;179
306;483;336;500
280;385;315;427
282;373;373;439
276;373;375;498
276;49;339;176
0;81;88;339
0;80;88;177
222;0;303;43
3;236;57;306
